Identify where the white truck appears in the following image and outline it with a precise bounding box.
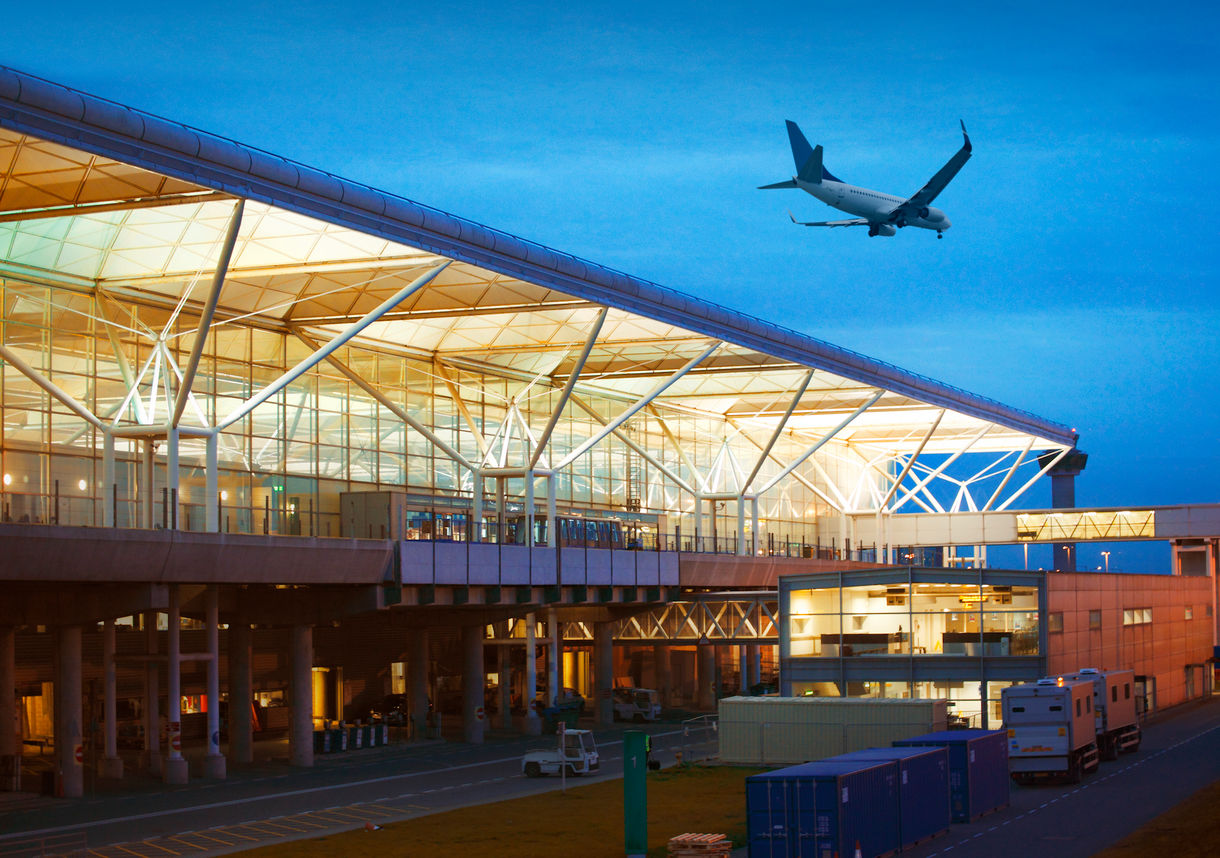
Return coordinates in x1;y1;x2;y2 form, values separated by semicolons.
1058;668;1141;760
613;687;662;722
1002;677;1099;784
521;728;600;777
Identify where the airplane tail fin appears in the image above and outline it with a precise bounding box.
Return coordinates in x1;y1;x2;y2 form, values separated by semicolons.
786;121;823;184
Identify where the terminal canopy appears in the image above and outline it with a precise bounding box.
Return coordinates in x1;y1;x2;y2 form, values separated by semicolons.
0;70;1075;540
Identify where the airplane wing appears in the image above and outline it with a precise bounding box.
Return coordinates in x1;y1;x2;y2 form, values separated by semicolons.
789;212;870;228
888;120;972;223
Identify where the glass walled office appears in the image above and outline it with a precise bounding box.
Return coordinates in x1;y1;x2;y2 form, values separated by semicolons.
779;568;1047;728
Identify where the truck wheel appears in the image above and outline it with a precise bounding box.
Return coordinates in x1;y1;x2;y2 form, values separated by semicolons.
524;762;542;778
1066;758;1082;784
566;765;580;778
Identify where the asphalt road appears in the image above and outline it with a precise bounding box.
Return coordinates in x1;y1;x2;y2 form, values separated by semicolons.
0;721;713;854
899;696;1220;858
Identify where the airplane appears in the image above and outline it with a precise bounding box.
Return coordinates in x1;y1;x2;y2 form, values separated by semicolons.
760;120;972;238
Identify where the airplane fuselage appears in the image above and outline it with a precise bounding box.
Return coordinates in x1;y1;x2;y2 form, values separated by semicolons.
794;177;951;232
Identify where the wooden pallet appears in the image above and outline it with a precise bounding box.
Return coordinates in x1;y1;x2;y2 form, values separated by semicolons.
667;832;732;856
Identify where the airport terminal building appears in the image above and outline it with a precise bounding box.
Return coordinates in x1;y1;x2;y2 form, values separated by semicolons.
0;67;1214;796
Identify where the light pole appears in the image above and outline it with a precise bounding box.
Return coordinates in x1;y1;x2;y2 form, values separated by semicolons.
1101;550;1111;573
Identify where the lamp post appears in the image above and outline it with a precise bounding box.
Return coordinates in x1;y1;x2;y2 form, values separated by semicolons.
1101;550;1111;573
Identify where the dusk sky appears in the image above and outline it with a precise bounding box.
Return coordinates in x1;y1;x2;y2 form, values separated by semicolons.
6;2;1217;571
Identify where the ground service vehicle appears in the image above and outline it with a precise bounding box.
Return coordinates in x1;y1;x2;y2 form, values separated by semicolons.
1002;677;1099;784
613;687;661;722
521;728;600;777
1058;668;1141;759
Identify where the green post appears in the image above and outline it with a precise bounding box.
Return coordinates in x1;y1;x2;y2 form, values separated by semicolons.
624;730;648;857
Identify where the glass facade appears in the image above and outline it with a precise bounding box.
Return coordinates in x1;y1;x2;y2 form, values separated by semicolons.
788;579;1041;659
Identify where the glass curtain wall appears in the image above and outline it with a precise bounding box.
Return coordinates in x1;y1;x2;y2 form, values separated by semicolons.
0;278;840;542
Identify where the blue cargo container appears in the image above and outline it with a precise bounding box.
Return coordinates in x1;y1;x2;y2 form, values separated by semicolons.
893;729;1009;822
830;747;951;849
746;759;901;858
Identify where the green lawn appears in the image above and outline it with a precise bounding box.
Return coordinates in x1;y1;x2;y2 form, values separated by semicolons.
246;764;762;858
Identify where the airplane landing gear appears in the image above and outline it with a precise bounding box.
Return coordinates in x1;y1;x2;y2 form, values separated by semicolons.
937;231;943;239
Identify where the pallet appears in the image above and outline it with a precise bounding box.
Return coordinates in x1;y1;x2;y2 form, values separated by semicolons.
667;832;732;856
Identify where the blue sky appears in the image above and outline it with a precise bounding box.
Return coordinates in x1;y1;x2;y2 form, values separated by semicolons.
6;1;1218;571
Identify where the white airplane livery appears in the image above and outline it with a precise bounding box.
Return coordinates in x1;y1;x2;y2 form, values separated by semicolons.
761;120;972;238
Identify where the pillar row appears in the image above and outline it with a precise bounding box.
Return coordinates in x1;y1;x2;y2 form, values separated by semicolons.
290;624;314;767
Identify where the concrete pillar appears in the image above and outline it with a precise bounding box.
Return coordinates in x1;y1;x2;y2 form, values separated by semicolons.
1045;449;1087;572
290;624;314;767
462;625;485;743
497;641;512;731
408;627;429;740
100;620;123;779
55;625;84;798
203;588;225;779
1;626;17;790
653;645;671;708
164;587;188;785
594;622;614;726
142;611;161;774
227;619;253;765
547;608;560;708
696;645;716;711
524;612;540;734
746;645;762;692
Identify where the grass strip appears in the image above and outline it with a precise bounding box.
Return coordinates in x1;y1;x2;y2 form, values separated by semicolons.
244;764;762;858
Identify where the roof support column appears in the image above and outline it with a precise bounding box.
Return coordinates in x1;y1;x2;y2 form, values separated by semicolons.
546;474;557;548
752;496;760;557
694;493;703;550
736;496;746;556
205;433;219;532
525;470;535;547
102;430;115;527
472;470;484;542
166;428;179;530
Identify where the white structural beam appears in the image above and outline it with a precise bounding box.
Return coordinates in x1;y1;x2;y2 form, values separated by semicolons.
889;424;993;513
757;390;885;495
435;361;489;457
880;410;944;509
0;344;104;429
554;341;721;471
648;405;709;494
743;369;814;494
218;262;449;430
996;445;1071;511
530;307;607;469
983;437;1035;511
172;200;244;428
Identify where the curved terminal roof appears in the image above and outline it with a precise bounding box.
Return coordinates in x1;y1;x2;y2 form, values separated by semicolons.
0;66;1075;480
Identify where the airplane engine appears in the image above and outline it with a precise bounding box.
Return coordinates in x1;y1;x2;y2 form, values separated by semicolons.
923;207;945;222
867;224;897;237
917;207;930;219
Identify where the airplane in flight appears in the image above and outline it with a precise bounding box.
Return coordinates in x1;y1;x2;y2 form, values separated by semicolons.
760;120;972;238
